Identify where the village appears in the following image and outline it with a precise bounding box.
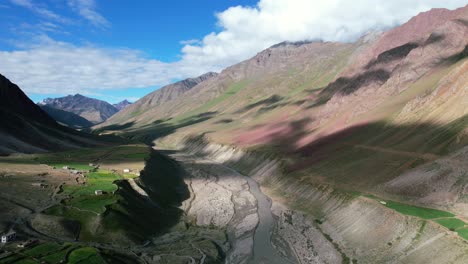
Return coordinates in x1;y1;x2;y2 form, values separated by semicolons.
0;146;146;264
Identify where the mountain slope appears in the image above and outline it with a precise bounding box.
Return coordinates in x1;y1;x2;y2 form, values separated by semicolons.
96;41;362;133
40;94;119;124
39;105;94;129
0;74;114;154
100;72;218;127
96;6;468;155
91;6;468;263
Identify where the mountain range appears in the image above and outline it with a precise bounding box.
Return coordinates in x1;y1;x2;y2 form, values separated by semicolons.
96;4;468;233
103;72;218;127
39;105;94;129
113;99;132;111
0;5;467;263
97;6;468;151
39;94;120;124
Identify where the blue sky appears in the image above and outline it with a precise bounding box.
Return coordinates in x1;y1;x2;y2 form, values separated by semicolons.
0;0;466;104
0;0;257;103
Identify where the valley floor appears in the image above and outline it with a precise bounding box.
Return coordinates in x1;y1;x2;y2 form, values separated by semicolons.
163;149;298;264
1;142;468;264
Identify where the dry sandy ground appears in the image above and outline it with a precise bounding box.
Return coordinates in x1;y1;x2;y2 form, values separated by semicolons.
0;160;78;232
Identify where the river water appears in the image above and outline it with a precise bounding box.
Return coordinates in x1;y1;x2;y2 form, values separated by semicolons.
244;177;293;264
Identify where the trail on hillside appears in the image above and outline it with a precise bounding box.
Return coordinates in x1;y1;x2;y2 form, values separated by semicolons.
349;144;440;160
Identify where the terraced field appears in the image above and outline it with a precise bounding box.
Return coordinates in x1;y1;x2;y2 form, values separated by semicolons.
0;242;107;264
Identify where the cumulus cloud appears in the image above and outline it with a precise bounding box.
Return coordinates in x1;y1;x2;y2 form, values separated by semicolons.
1;0;466;96
67;0;110;29
180;0;467;69
0;38;185;95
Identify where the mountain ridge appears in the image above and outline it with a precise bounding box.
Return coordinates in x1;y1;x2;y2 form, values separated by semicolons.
0;74;112;154
113;99;132;111
100;71;219;127
39;105;94;129
40;94;119;124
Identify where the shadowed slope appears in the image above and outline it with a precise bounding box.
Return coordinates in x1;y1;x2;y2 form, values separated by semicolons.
40;105;94;129
0;74;119;154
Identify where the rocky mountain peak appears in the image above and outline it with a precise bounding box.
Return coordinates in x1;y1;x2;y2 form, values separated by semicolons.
113;99;133;111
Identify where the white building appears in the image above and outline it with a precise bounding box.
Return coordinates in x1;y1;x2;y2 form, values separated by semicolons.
123;169;130;173
31;183;48;188
95;190;103;196
1;231;16;243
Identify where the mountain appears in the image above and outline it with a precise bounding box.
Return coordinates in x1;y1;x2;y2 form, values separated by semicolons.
0;74;110;154
39;105;94;129
97;5;467;147
40;94;119;124
113;99;132;111
99;72;218;127
94;6;468;263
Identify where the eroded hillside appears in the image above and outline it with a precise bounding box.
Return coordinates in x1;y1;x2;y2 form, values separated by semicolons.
94;5;468;264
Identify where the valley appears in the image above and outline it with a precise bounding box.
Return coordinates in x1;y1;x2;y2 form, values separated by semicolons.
0;3;467;264
0;143;298;264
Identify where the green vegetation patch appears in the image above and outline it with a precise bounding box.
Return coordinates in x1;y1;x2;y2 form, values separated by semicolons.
63;170;120;196
0;255;25;264
45;206;97;240
173;80;250;123
104;145;150;161
40;245;78;263
23;242;63;257
34;145;149;167
456;228;468;240
384;201;454;219
12;259;38;264
68;247;105;264
49;163;95;171
435;218;466;230
195;80;249;113
67;194;117;214
123;152;149;159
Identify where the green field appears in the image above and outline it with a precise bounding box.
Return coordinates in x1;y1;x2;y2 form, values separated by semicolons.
49;163;95;171
1;243;103;264
33;144;150;166
67;194;117;214
123;152;149;159
435;218;466;230
63;170;120;196
45;205;98;240
356;193;467;240
456;228;468;240
12;259;37;264
68;247;105;264
23;242;63;257
46;169;122;238
383;201;454;219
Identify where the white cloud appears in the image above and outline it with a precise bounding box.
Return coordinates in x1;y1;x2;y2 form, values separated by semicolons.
179;0;467;69
9;0;71;24
179;39;201;45
1;0;466;96
0;38;186;95
67;0;110;29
